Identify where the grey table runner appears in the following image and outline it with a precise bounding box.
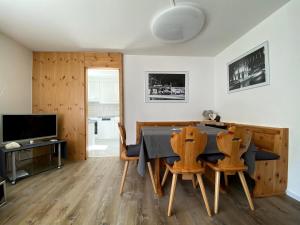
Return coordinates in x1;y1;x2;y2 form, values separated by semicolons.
137;125;255;176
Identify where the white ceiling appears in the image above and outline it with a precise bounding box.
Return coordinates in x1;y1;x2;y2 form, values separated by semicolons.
0;0;289;56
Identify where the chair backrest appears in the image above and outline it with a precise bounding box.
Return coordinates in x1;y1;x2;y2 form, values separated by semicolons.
170;126;207;172
136;121;200;143
229;125;253;152
239;130;252;152
228;126;236;132
118;122;127;153
216;129;245;169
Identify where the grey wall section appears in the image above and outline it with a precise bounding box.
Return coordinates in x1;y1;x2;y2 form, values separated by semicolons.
0;33;32;143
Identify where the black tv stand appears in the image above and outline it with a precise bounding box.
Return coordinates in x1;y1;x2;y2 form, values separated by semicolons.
0;140;67;184
21;139;55;147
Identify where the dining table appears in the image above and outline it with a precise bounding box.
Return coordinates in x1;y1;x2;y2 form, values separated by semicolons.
137;124;256;196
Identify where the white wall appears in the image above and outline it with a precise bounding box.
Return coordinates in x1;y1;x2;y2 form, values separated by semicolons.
0;33;32;140
214;0;300;200
124;55;214;144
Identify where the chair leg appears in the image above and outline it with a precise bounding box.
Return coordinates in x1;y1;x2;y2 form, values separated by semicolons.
224;173;229;186
196;174;212;217
167;173;178;217
192;175;197;189
119;161;129;195
147;162;157;194
161;167;169;187
238;171;254;210
214;171;221;214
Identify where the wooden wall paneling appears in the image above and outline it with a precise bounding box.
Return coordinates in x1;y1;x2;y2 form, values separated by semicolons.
33;52;123;160
62;54;75;159
32;53;41;113
45;53;56;112
32;52;86;160
32;52;40;111
62;53;86;160
33;53;47;113
72;53;86;160
55;53;67;150
84;52;122;68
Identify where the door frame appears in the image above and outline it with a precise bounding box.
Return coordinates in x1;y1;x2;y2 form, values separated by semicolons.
84;66;124;159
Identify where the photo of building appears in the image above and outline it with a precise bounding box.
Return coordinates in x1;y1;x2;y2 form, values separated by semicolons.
228;42;269;92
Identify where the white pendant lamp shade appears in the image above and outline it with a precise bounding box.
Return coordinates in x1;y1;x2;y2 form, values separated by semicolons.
151;5;205;43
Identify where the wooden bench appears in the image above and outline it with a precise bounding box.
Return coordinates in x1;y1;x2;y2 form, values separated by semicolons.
226;123;288;197
136;121;288;198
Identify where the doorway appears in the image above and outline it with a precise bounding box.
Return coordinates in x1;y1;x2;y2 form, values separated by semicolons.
87;68;120;157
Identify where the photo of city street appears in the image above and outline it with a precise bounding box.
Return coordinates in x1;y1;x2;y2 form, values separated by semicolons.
145;72;188;102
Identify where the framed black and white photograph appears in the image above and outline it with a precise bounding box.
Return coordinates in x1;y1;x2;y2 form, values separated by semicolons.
145;71;188;103
227;41;270;93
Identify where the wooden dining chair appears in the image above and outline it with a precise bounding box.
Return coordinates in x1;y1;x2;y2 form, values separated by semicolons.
118;123;157;195
206;129;254;214
223;127;252;186
162;126;212;217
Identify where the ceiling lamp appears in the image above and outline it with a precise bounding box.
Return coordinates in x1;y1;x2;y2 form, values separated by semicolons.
151;0;205;43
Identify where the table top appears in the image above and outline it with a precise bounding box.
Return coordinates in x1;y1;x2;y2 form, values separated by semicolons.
141;125;226;159
142;125;225;136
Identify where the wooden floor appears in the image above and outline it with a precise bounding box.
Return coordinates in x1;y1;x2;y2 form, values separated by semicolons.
1;158;300;225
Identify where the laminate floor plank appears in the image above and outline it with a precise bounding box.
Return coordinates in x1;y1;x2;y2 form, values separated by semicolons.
0;158;299;225
0;162;85;225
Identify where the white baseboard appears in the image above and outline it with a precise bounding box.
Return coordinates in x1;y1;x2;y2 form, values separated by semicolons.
286;190;300;202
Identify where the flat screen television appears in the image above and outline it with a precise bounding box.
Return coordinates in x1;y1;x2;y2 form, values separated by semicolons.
1;114;57;143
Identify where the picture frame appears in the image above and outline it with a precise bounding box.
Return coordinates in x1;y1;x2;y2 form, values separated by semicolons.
145;71;189;103
227;41;270;93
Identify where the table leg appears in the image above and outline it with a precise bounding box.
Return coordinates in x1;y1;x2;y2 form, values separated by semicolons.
50;145;53;162
11;152;16;185
3;180;6;203
58;143;61;169
154;158;163;196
